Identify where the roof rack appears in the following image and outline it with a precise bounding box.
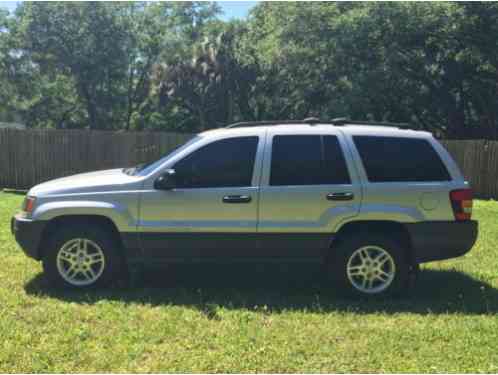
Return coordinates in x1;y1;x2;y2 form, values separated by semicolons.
226;117;321;129
225;117;413;129
332;119;412;129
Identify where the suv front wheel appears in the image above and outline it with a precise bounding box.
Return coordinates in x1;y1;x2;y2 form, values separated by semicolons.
42;224;123;289
327;234;409;297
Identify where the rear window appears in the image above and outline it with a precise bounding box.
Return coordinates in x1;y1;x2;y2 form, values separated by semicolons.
353;136;451;182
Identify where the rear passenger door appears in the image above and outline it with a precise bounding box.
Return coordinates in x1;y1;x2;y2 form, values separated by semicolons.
257;129;361;258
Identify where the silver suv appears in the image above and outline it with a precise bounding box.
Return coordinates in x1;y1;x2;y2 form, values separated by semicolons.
11;119;478;296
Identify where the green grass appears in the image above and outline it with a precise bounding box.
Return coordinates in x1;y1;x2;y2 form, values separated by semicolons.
1;192;498;372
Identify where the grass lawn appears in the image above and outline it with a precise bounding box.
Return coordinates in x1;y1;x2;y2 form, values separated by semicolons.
1;192;498;372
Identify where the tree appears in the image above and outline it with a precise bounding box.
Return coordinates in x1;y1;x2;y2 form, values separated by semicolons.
1;2;497;137
240;2;498;138
15;2;131;129
153;20;256;131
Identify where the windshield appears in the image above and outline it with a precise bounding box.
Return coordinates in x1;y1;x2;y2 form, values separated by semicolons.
124;135;202;176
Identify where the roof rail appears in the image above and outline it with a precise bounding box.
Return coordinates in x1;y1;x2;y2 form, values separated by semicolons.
332;118;412;128
225;117;413;129
226;118;320;129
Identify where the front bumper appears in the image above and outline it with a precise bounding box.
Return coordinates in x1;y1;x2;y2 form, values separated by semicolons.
406;220;478;263
11;214;47;261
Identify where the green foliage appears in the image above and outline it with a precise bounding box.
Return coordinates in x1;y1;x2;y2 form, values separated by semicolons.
154;21;255;130
241;2;498;137
0;2;497;136
2;193;498;371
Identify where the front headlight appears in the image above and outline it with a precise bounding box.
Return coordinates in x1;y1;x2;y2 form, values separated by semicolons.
22;196;36;215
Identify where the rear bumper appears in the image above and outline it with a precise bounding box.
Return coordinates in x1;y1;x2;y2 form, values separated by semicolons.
11;214;47;261
406;220;478;263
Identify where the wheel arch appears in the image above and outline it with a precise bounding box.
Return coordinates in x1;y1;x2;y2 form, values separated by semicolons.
38;215;124;260
329;220;415;266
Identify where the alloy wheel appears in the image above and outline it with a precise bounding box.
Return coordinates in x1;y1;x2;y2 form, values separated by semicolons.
56;238;106;286
346;245;396;294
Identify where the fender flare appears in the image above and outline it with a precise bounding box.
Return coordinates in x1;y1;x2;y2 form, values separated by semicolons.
32;200;136;232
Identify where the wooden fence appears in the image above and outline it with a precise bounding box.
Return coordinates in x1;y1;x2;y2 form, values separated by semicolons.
0;129;193;189
440;139;498;199
0;129;497;199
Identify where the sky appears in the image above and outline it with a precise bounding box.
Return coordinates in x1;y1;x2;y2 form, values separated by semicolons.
218;1;257;20
0;1;17;12
0;1;258;20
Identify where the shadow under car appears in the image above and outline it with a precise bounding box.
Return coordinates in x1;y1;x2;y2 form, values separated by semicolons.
24;263;498;316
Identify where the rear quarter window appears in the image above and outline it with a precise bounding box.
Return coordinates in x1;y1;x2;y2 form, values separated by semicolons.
353;136;451;182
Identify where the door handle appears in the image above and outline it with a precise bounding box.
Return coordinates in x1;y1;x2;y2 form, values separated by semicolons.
326;192;354;201
222;195;252;203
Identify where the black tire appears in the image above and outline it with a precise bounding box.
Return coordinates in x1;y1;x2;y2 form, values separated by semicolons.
326;234;409;298
42;224;123;289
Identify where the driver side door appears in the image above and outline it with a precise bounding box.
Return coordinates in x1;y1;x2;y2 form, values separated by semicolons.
138;134;264;260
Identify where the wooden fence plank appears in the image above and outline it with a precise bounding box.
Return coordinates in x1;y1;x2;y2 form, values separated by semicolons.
0;129;194;189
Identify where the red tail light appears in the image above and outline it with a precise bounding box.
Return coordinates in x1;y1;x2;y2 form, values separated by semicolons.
450;189;473;221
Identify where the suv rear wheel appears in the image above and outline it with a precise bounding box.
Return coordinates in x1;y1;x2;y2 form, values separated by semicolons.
42;224;123;289
327;234;409;297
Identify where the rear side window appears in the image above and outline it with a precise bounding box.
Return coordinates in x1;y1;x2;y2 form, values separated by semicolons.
174;136;258;188
270;135;350;186
353;136;451;182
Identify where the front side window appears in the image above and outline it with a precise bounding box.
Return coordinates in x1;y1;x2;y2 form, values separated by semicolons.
270;135;351;186
173;137;258;188
353;136;451;182
132;136;202;176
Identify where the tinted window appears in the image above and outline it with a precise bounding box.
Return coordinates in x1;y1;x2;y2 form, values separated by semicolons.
323;136;351;185
270;135;350;186
174;137;258;188
134;136;202;176
353;136;451;182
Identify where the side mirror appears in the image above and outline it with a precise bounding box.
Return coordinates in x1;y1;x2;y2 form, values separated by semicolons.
154;169;177;190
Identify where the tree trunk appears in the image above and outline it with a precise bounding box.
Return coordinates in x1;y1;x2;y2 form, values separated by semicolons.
226;92;234;125
448;98;466;139
80;83;99;130
86;100;98;130
125;106;133;131
198;107;207;131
